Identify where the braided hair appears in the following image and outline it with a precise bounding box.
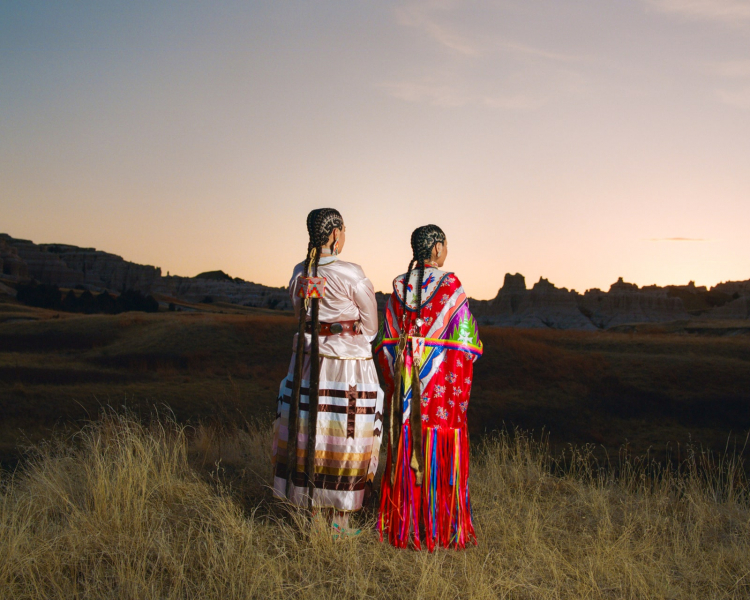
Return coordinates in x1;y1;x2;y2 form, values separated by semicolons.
389;224;445;488
303;208;344;279
286;208;344;507
404;224;446;332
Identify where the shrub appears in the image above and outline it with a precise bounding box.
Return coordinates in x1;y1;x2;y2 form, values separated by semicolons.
96;291;118;314
116;290;159;313
15;282;62;309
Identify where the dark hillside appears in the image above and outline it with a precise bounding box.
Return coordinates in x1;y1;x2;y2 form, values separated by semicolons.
1;297;749;468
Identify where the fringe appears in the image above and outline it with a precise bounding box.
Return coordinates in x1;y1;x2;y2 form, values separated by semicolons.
377;424;476;551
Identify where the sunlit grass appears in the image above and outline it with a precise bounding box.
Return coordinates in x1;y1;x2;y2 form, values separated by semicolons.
2;414;749;599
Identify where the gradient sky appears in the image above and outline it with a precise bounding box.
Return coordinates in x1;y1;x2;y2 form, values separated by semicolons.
2;1;748;299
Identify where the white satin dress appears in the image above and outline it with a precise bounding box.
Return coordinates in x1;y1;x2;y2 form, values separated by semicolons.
271;255;384;511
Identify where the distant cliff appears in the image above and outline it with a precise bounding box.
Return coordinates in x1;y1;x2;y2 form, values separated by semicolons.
0;237;29;281
0;234;292;311
160;274;292;310
1;233;747;327
471;273;749;329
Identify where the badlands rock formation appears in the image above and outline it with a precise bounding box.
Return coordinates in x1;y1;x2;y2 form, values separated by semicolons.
1;235;77;285
40;243;163;293
1;235;161;291
161;275;292;311
472;274;597;330
471;274;734;330
706;296;750;319
0;234;292;311
0;237;29;281
2;232;746;326
578;278;690;329
713;280;750;296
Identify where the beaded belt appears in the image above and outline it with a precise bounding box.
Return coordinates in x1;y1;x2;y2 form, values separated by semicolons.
305;319;362;336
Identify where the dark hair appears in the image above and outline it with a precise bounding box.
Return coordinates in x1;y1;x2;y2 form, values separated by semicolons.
286;208;344;507
404;224;446;328
393;223;445;488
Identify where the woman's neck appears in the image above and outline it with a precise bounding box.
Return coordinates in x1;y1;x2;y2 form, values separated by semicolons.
318;253;338;265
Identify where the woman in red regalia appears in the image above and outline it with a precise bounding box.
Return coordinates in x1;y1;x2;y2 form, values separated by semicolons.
375;224;483;551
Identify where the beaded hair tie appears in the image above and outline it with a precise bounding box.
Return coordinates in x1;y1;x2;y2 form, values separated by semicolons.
298;276;326;299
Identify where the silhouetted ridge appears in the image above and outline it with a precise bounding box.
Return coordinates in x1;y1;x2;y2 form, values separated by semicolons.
2;232;747;326
195;270;241;282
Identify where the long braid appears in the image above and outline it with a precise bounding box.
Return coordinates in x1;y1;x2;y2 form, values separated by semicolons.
408;225;446;487
293;208;343;509
409;258;427;484
402;259;416;304
286;242;314;498
415;260;426;329
306;237;323;509
388;256;417;485
286;209;343;504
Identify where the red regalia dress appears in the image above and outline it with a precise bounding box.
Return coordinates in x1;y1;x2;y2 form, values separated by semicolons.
375;266;482;550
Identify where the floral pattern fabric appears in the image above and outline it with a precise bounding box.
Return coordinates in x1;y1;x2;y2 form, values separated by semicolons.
374;267;482;550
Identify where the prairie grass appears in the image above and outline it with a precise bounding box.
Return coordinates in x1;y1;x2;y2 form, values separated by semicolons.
2;415;749;599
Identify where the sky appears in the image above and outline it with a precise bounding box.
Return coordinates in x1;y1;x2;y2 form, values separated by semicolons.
1;0;749;299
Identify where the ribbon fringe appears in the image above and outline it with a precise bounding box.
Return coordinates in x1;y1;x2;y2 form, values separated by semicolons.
378;424;476;551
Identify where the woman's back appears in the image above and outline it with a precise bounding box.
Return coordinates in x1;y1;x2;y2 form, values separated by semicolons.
289;258;379;356
272;209;384;518
374;224;482;551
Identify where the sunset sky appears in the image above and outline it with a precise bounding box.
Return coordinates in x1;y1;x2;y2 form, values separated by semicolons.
2;1;748;299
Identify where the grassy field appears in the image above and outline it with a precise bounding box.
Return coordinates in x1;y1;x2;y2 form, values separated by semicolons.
2;294;750;468
2;295;750;597
1;414;749;599
473;325;750;463
0;298;295;466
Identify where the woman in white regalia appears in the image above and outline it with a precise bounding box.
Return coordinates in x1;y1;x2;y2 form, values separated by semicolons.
271;208;383;534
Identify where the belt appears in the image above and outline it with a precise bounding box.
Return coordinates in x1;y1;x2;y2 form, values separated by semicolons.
305;319;362;336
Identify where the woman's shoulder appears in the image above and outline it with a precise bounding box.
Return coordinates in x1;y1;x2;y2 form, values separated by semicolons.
291;259;369;284
392;267;459;307
321;259;368;282
438;271;462;289
392;268;456;290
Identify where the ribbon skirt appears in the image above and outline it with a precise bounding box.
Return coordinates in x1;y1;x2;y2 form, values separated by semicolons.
271;354;384;512
378;423;475;551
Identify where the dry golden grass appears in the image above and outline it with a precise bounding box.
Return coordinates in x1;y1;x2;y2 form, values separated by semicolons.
2;415;749;599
